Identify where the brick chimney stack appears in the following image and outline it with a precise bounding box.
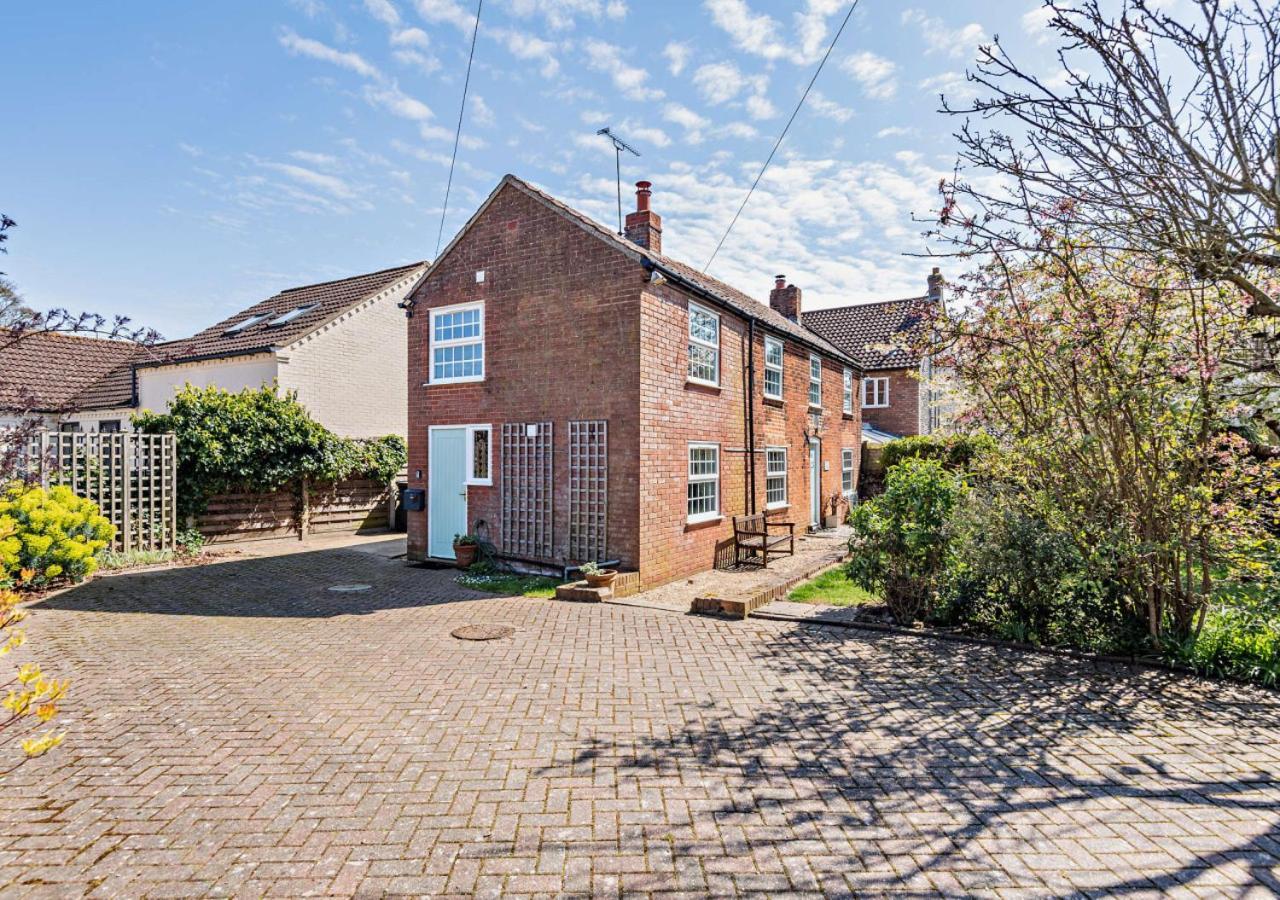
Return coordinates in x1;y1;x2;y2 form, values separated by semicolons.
927;266;945;304
769;274;802;321
624;181;662;254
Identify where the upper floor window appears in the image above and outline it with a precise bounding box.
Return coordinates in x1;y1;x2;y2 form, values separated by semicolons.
843;369;854;415
765;447;787;508
687;443;720;523
763;336;783;400
808;354;822;407
863;376;889;408
430;302;484;384
688;303;720;386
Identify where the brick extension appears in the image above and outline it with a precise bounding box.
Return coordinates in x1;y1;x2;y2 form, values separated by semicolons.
3;548;1279;897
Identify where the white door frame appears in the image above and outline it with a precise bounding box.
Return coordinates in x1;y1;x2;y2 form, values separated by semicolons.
427;425;469;560
809;439;822;529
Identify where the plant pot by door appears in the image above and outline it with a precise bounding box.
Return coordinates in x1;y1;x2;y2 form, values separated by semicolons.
823;514;840;529
453;543;478;569
584;569;617;588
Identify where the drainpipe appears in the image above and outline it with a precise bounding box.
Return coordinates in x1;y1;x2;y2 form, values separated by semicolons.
746;319;757;515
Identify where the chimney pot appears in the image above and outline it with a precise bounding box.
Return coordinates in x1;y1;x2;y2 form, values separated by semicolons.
927;267;945;304
635;181;652;212
625;180;662;253
769;276;802;321
775;274;786;290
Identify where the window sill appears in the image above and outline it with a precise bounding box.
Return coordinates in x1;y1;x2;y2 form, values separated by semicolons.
765;503;789;511
762;396;784;408
808;404;823;413
862;404;889;410
685;515;723;530
686;379;722;393
425;377;486;387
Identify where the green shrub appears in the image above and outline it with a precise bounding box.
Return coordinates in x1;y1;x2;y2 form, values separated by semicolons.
133;384;407;517
881;432;996;473
847;457;964;624
0;484;115;584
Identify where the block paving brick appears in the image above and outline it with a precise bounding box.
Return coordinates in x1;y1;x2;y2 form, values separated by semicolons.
0;546;1278;897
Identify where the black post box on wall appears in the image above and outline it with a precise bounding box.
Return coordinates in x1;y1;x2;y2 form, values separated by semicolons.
402;488;425;511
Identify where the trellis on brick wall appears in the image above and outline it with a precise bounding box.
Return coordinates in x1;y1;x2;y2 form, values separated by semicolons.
500;422;554;560
568;420;607;563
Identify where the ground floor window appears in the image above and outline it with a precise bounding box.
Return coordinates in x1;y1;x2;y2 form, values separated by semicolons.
98;420;122;433
687;443;720;522
765;447;787;508
842;448;855;497
466;424;492;485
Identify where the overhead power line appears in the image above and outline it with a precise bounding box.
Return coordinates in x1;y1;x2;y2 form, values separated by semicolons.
702;0;861;274
435;0;484;258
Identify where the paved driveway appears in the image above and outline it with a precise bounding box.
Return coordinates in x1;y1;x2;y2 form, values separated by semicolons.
2;548;1279;897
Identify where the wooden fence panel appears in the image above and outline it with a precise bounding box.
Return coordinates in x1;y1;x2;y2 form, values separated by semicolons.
27;432;178;554
195;477;391;543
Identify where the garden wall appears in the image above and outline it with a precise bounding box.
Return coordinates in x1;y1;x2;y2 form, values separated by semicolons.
196;477;392;544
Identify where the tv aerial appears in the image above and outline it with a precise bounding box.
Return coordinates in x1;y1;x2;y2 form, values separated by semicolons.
597;127;640;235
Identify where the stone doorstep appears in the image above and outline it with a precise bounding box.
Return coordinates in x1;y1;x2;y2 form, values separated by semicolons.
690;553;849;620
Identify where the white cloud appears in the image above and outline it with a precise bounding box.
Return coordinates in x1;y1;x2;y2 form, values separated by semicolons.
692;61;747;105
900;9;987;60
363;84;433;120
470;95;495;127
663;41;691;76
364;0;400;26
663;103;710;142
490;27;560;78
719;121;759;140
258;161;356;200
505;0;628;30
289;0;326;17
413;0;476;32
806;90;853;123
746;93;776;120
418;123;485;150
918;70;974;100
1021;5;1054;44
841;51;898;100
875;125;914;138
393;48;441;74
582;39;663;101
795;0;845;61
391;27;430;47
279;30;382;80
291;150;339;167
704;0;789;61
619;121;671;148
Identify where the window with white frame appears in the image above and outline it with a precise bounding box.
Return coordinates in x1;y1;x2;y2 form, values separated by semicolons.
687;443;720;522
808;354;822;407
843;369;854;414
862;376;889;408
466;425;492;485
763;336;783;400
765;447;787;508
687;303;720;385
842;448;856;497
430;302;484;383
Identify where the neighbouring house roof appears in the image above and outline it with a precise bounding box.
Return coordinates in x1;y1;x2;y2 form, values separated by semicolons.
802;296;938;370
141;262;428;368
422;175;860;369
0;331;142;412
861;423;902;446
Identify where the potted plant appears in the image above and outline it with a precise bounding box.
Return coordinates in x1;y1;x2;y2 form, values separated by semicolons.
579;561;617;588
823;492;845;529
452;533;479;569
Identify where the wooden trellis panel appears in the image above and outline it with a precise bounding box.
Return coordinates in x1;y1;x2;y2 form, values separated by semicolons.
568;420;607;563
29;432;178;554
500;422;554;560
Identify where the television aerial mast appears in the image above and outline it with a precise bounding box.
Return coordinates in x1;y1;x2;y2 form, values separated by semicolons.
596;127;640;235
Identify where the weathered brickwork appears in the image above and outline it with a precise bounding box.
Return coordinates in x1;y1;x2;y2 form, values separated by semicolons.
407;179;860;587
861;365;923;437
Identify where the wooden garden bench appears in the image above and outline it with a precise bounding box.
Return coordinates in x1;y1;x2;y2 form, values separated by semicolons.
732;512;795;568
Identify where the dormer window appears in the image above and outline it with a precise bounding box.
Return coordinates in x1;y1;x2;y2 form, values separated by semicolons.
267;304;319;326
223;314;268;335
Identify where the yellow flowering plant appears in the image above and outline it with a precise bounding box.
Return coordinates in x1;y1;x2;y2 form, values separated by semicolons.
0;483;114;586
0;585;66;759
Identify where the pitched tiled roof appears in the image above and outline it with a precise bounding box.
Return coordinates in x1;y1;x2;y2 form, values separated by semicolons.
0;332;142;412
802;296;938;370
495;176;859;368
142;262;427;367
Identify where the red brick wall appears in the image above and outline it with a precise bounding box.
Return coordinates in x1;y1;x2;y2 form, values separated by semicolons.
861;366;922;436
406;184;643;569
637;286;861;587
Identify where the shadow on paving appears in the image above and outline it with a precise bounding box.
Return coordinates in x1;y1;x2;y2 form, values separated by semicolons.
33;547;486;619
541;621;1280;894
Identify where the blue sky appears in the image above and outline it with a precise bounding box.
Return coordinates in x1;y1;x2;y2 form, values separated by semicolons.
3;0;1060;339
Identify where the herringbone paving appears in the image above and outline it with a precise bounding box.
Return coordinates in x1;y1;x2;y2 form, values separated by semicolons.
1;547;1277;897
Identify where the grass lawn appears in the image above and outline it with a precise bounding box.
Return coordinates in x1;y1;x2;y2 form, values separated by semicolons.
788;566;880;607
456;571;563;598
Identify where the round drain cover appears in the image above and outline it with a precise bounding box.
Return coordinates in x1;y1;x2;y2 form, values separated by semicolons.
451;624;515;641
328;584;372;592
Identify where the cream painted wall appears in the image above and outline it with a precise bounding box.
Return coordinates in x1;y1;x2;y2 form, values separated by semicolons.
276;280;410;439
136;354;280;414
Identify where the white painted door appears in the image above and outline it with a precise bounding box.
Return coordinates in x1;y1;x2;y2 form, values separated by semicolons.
429;427;468;559
809;441;821;529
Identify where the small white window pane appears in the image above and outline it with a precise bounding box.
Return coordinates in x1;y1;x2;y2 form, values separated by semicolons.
765;337;782;367
689;343;719;383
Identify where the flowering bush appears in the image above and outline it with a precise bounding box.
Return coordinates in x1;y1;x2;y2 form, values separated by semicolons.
0;484;114;585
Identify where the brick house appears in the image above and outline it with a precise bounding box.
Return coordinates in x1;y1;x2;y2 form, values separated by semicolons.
402;175;862;587
802;272;945;439
0;263;425;439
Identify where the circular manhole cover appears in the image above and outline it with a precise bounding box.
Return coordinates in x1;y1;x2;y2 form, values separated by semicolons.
328;584;372;593
451;624;515;641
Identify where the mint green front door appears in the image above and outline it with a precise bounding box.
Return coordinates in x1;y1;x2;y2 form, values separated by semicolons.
429;427;468;559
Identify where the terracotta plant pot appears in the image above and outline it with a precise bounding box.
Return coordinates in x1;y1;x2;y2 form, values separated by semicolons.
453;543;478;569
584;569;617;588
